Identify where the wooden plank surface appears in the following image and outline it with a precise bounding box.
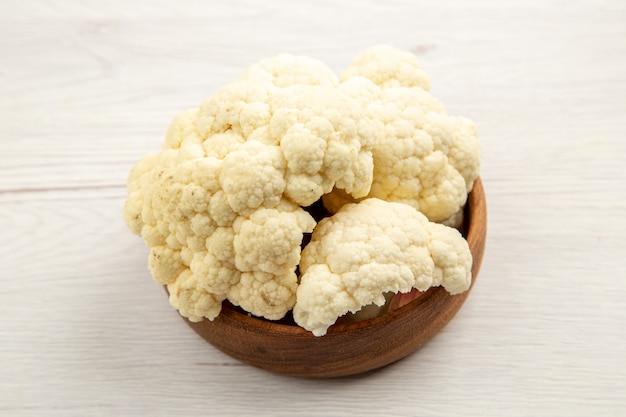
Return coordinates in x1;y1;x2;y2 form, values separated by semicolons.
1;0;625;415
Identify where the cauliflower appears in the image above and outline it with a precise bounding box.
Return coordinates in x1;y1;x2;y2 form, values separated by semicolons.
124;45;480;333
293;198;472;336
324;45;480;225
124;53;378;322
197;80;379;206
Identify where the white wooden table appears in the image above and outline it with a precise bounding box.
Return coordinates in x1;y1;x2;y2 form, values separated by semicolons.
2;1;625;415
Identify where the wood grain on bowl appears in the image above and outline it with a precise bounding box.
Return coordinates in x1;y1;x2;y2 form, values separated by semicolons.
179;178;486;378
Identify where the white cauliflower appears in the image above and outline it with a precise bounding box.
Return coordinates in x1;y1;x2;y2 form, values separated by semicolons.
293;198;472;336
341;44;432;90
124;53;378;322
124;46;480;331
324;45;481;225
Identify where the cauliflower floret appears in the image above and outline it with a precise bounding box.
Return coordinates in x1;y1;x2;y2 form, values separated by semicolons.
324;45;480;225
340;45;431;90
124;139;315;320
233;200;316;275
168;269;223;321
219;140;287;215
228;271;299;321
293;198;472;336
197;72;380;207
125;54;372;322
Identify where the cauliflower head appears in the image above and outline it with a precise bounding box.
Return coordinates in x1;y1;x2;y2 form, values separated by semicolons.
323;45;481;225
293;198;472;336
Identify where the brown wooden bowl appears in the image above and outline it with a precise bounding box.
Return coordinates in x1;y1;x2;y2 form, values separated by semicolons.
178;178;486;378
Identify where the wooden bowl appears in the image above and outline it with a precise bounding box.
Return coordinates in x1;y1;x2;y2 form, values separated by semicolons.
179;178;486;378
